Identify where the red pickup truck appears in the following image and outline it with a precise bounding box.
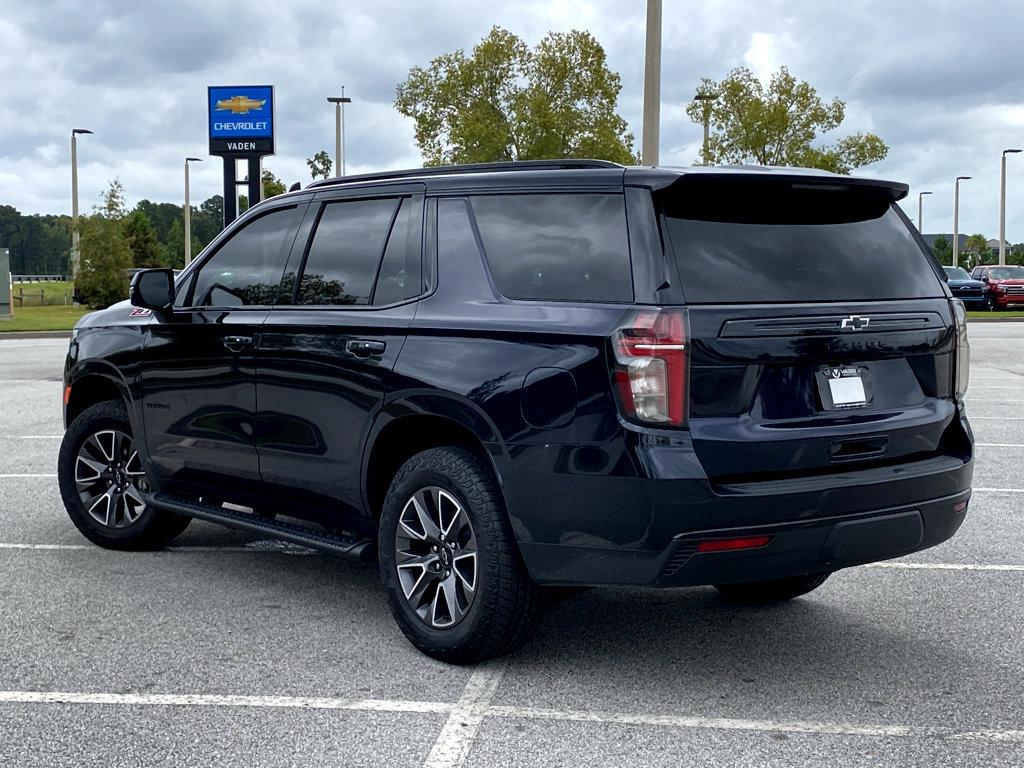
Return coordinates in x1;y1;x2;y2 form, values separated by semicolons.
971;265;1024;309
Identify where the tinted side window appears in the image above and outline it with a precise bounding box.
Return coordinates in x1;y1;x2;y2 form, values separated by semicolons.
297;198;398;305
373;197;422;305
190;206;300;307
470;194;633;302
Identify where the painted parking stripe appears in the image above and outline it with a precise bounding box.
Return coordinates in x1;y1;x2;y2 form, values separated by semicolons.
0;542;316;554
976;443;1024;448
0;690;451;714
0;473;57;478
1;689;1022;744
425;663;507;768
973;487;1024;493
867;562;1024;572
484;704;1024;742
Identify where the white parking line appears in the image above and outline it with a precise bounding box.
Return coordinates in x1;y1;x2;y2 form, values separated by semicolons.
0;690;451;714
0;435;62;439
867;562;1024;572
1;689;1022;745
425;662;507;768
973;487;1024;493
0;473;57;478
970;416;1024;420
977;443;1024;448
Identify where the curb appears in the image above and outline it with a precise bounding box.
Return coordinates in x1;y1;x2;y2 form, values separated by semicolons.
0;330;73;339
967;316;1024;322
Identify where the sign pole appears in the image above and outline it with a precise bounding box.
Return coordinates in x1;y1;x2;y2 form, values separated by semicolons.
222;157;238;228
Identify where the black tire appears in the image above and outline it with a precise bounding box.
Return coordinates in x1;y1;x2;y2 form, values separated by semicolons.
714;573;831;603
378;446;541;664
58;400;190;550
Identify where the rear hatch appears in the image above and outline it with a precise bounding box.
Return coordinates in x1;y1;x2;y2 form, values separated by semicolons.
656;174;965;484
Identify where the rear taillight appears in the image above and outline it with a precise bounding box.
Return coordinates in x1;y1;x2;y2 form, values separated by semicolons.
612;308;688;426
951;299;970;399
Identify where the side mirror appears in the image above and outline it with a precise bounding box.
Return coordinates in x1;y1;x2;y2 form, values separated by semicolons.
981;276;990;283
130;269;175;317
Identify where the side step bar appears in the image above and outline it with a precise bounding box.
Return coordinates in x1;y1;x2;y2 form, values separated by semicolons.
148;492;376;563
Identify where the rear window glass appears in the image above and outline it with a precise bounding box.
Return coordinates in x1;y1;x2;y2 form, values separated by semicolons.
661;182;944;303
470;193;633;303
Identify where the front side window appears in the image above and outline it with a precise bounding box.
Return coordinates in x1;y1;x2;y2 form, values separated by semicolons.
470;193;633;303
189;206;300;307
297;198;399;305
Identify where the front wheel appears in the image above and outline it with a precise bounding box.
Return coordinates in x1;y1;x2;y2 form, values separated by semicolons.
58;400;190;550
714;573;831;603
378;446;542;663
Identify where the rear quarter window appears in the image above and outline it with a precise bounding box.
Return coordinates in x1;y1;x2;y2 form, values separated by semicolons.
470;193;633;303
661;181;944;304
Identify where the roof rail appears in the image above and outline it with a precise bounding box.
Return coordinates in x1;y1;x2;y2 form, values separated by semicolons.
306;159;623;189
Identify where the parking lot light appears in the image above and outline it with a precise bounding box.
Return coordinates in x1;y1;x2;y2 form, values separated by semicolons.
953;176;971;267
1000;149;1021;266
327;89;352;177
184;157;203;265
70;128;93;283
918;190;932;232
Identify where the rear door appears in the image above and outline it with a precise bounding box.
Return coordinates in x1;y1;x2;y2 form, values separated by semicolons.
255;184;426;516
656;176;960;482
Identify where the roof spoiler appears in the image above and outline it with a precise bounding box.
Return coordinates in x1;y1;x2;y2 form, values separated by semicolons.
652;170;909;202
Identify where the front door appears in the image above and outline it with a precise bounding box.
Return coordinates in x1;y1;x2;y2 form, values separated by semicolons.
256;188;425;516
140;202;306;497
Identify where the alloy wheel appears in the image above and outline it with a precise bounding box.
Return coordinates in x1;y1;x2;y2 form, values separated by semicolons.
74;429;149;528
394;487;478;628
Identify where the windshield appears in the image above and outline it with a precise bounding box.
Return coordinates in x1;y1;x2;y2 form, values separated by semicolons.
989;267;1024;280
944;267;972;280
660;180;944;303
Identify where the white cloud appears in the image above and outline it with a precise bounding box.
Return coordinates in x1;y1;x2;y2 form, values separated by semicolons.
2;0;1024;240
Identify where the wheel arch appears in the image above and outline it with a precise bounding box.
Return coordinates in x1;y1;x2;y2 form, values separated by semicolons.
65;363;132;427
362;394;509;521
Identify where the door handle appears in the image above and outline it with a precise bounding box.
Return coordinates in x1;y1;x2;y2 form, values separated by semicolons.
223;335;254;353
346;339;386;357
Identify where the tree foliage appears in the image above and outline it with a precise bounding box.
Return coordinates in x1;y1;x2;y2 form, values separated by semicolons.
687;66;888;173
931;235;952;263
307;150;333;179
262;169;286;198
395;26;636;166
77;181;133;307
124;210;163;268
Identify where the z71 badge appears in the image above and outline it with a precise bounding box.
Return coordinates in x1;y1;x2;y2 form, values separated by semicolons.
128;307;152;317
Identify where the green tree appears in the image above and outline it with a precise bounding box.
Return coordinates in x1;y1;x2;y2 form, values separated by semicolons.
124;210;163;268
931;235;952;264
161;219;199;269
307;150;333;179
395;25;636;165
77;180;133;307
963;234;989;269
686;66;888;173
262;169;286;198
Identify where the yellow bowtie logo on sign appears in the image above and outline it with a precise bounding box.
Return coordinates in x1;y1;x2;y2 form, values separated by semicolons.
214;95;267;114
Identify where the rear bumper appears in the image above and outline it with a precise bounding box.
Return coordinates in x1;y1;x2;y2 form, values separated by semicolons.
519;487;970;587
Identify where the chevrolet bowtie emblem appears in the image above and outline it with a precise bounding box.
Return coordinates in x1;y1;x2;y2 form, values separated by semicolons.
840;315;870;331
214;95;267;114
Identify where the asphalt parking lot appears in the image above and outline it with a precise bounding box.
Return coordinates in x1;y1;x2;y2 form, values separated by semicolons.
0;323;1022;767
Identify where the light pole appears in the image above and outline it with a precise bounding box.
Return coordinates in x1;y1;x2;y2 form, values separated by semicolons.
693;91;719;165
999;149;1021;266
953;176;971;267
640;0;662;166
327;89;352;177
70;128;93;282
917;191;932;232
184;157;203;265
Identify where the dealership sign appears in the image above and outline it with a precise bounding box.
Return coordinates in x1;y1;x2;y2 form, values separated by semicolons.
207;85;275;154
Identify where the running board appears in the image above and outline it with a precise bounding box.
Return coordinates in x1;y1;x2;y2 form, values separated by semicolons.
148;492;375;562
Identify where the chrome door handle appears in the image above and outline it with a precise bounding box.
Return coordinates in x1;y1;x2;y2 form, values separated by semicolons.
223;335;253;353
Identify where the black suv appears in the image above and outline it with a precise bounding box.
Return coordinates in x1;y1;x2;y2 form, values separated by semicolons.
58;160;973;662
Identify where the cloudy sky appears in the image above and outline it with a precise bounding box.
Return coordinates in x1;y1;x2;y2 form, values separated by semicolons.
3;0;1024;239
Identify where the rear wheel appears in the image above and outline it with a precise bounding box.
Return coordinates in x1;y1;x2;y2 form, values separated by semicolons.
378;446;541;663
714;573;830;602
58;400;190;550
